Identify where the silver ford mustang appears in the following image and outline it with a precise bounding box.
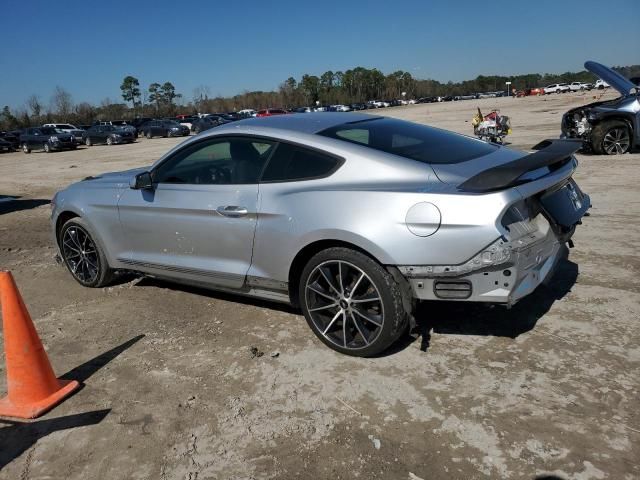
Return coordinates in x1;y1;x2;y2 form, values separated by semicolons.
51;113;590;356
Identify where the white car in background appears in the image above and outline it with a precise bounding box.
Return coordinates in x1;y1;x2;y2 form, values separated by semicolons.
544;83;570;94
568;82;593;91
333;105;351;112
237;109;257;117
595;79;610;89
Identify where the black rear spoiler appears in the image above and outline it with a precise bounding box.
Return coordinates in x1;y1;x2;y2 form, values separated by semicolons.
458;139;582;192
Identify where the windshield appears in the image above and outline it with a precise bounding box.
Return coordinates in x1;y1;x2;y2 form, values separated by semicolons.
318;118;497;165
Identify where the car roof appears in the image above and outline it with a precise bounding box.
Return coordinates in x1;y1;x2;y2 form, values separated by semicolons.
227;112;378;135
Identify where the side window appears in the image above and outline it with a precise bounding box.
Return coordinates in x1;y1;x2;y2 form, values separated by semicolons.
154;137;275;185
261;143;341;182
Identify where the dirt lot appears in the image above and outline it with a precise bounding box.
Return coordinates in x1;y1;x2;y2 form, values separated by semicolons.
1;91;638;480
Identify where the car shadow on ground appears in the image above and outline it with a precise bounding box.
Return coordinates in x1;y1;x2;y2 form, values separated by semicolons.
132;277;297;315
126;260;577;358
386;258;579;355
0;196;49;215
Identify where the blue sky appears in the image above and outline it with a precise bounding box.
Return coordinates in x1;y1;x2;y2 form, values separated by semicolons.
1;0;638;110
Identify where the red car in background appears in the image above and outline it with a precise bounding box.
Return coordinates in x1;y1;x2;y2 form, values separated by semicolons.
515;87;545;97
256;108;288;117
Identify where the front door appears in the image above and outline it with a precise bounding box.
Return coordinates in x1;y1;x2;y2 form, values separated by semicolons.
117;136;276;288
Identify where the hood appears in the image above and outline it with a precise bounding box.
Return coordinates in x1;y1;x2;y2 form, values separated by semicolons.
430;146;526;186
82;167;149;184
585;61;638;96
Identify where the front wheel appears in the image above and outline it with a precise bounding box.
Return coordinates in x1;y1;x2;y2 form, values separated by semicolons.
85;137;92;146
43;142;51;153
299;247;408;357
106;136;113;146
22;143;31;154
59;217;114;287
146;131;152;139
592;120;631;155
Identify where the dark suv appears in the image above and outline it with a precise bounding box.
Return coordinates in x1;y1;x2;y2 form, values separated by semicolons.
20;127;76;153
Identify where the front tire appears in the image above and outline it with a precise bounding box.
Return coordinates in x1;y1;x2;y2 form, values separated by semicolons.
22;143;31;154
85;137;92;146
299;247;408;357
592;120;631;155
146;131;152;139
43;142;51;153
59;217;114;287
106;136;113;146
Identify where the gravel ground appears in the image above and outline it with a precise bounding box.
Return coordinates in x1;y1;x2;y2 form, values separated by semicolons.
0;90;638;480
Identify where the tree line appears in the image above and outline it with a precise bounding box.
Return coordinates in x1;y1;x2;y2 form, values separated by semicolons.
2;64;638;131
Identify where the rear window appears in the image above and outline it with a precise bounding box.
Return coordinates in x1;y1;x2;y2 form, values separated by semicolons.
318;118;497;165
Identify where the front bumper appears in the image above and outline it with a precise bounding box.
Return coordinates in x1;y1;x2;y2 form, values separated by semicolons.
113;136;135;144
50;141;76;151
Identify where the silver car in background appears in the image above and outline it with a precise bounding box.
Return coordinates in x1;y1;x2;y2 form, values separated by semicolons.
51;113;590;356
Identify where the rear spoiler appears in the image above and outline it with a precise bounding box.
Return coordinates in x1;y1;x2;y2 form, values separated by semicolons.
457;139;582;192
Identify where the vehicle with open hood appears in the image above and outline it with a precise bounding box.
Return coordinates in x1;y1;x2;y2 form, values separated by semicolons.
561;61;639;155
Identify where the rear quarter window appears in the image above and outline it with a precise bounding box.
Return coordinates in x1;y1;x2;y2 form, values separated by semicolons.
261;143;341;182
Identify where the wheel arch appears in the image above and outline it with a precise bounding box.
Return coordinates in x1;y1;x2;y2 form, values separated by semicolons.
287;239;385;307
55;210;81;244
594;113;634;131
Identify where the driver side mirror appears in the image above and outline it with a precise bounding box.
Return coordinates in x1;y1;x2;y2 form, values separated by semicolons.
130;171;154;190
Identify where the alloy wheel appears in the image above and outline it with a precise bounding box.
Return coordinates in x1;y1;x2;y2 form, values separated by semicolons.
61;225;100;284
603;127;630;155
305;260;384;350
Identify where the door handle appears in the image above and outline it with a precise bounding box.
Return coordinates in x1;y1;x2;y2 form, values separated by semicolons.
216;205;248;217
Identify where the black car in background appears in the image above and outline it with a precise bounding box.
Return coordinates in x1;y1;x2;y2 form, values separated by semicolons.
129;117;154;136
190;115;230;134
0;137;14;152
140;120;190;138
20;127;76;153
82;125;136;146
0;131;20;150
349;103;367;111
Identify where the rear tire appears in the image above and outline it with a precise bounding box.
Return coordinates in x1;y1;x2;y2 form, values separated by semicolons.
22;143;31;154
591;120;631;155
299;247;408;357
146;131;152;139
106;136;113;146
59;217;114;288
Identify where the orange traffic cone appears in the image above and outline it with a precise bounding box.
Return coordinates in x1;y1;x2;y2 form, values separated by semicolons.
0;271;80;418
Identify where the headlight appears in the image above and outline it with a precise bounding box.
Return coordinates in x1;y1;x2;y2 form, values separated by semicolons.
586;111;599;121
398;239;512;278
50;136;59;142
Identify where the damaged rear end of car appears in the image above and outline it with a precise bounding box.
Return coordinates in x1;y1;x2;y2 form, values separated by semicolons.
399;139;590;307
